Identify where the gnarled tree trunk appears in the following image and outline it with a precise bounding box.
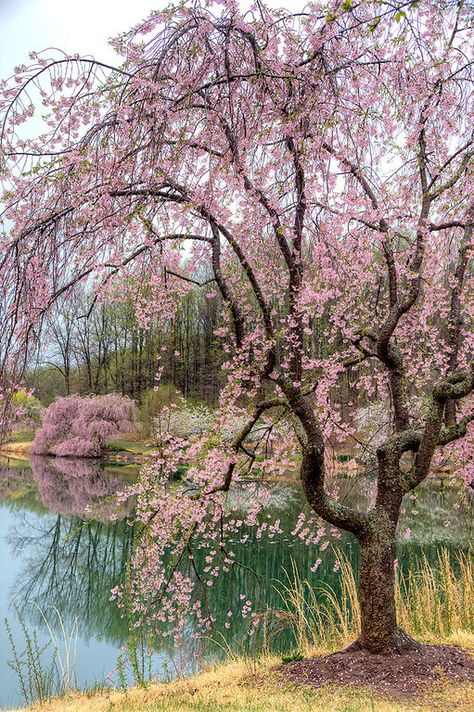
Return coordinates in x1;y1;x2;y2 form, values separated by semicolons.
357;527;418;653
354;500;419;654
358;525;399;653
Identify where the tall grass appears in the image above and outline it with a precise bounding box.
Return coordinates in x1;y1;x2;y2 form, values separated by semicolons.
396;549;474;639
265;548;474;654
30;603;79;692
5;605;78;706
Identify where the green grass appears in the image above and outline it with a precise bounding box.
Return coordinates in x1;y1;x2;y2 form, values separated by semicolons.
8;431;35;443
3;432;151;457
106;439;155;455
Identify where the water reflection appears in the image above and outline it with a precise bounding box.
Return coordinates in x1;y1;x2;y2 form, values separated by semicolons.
9;514;135;643
0;456;135;519
30;456;134;520
1;457;134;638
0;457;472;707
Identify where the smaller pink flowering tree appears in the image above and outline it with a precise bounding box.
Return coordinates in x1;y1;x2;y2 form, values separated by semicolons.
32;394;137;457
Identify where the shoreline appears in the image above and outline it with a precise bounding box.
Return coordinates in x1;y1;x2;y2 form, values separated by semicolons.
0;441;31;458
8;642;474;712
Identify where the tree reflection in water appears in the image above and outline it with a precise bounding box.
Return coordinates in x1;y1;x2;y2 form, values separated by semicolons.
1;459;473;655
30;456;134;520
5;457;135;642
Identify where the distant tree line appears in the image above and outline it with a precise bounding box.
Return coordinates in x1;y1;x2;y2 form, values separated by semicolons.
28;285;224;408
28;281;362;442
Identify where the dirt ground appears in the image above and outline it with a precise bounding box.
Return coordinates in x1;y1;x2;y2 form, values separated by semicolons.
280;644;474;699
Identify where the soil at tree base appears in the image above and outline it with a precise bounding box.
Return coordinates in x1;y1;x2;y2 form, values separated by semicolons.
279;644;474;699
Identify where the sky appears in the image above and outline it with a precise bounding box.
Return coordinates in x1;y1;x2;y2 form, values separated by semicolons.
0;0;161;81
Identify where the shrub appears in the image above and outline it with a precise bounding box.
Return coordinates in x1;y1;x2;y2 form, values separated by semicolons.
155;401;215;441
11;390;42;429
31;394;137;457
138;384;180;437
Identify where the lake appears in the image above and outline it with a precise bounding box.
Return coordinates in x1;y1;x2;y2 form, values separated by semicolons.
0;455;472;709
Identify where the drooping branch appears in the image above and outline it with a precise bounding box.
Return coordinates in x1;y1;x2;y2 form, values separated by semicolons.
205;397;287;496
220;119;295;274
214;222;274;339
320;141;412;429
210;222;245;347
429;148;474;201
116;181;275;338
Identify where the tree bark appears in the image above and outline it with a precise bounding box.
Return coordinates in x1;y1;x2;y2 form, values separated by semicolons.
356;521;419;654
358;525;397;652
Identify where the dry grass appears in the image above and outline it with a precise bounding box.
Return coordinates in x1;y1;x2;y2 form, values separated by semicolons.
265;554;361;652
12;654;474;712
266;548;474;654
396;549;474;640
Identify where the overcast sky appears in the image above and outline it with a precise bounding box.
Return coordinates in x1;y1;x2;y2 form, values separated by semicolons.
0;0;161;81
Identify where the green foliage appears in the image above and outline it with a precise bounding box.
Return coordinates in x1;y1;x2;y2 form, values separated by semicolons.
27;368;66;406
138;384;180;437
395;9;407;23
28;282;223;408
281;650;303;663
369;16;381;32
12;390;42;425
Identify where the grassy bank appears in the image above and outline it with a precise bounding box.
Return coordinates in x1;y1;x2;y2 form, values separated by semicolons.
10;645;474;712
0;433;151;462
0;444;31;459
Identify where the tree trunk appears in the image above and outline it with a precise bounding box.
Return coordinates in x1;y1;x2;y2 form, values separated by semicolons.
356;520;419;654
65;365;70;396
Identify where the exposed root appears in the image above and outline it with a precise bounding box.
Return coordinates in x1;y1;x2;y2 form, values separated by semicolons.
390;628;423;654
344;629;423;655
342;638;362;653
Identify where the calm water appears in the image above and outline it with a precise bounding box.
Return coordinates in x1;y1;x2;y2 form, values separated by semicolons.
0;455;472;709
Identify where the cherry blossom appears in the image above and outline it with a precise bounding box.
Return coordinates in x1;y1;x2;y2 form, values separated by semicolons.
0;0;473;654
